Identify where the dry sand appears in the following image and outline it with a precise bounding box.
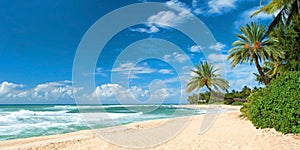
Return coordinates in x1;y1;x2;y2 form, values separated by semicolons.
0;105;299;150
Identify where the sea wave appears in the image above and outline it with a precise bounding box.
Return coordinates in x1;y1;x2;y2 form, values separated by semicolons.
0;105;206;141
0;109;71;124
81;112;144;122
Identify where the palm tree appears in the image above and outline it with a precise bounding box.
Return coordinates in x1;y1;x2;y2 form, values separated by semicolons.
186;61;229;96
252;0;300;34
227;22;284;85
264;61;283;78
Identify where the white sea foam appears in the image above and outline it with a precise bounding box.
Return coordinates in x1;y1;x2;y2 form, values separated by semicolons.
81;112;144;122
0;105;206;141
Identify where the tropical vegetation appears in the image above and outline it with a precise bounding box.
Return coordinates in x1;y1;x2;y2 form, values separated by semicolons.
252;0;300;34
239;0;300;134
186;61;229;103
227;22;284;85
187;0;300;134
241;71;300;134
187;86;254;105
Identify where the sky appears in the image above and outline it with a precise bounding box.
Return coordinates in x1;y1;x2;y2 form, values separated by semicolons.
0;0;274;104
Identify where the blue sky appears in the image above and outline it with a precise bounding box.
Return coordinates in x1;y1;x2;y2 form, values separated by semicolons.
0;0;274;104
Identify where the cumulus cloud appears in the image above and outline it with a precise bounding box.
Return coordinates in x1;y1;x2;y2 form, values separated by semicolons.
209;42;226;51
158;69;173;74
0;81;82;101
189;45;203;53
132;0;194;33
207;53;228;63
130;26;159;34
134;0;240;34
92;83;150;100
163;52;189;63
0;80;183;104
91;83;179;104
112;62;156;79
0;81;23;96
191;0;204;15
30;81;74;99
207;0;237;14
92;83;123;98
148;0;193;27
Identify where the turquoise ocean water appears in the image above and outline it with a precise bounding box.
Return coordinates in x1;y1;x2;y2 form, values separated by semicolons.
0;104;206;141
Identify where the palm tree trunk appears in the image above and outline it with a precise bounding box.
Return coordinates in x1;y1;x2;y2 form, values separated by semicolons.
297;0;300;15
205;84;214;103
254;54;270;85
206;84;212;93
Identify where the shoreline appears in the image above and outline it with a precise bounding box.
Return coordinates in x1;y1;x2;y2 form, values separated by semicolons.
0;105;299;149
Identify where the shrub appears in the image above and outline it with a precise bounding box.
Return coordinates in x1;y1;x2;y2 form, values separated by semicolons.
243;72;300;134
241;88;265;119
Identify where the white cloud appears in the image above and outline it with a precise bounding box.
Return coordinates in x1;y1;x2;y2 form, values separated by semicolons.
112;62;156;78
95;67;107;77
164;77;179;83
128;86;149;98
228;69;262;91
0;81;23;96
158;69;173;74
92;83;123;98
154;88;178;97
92;83;180;103
207;0;237;14
130;26;159;33
0;81;82;101
147;3;192;27
0;80;185;104
209;42;226;51
207;53;228;63
189;45;203;52
29;81;77;99
191;0;204;15
132;0;193;33
216;61;262;91
93;84;150;100
163;52;189;63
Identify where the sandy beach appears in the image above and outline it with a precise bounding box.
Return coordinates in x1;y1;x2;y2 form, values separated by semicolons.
0;105;299;150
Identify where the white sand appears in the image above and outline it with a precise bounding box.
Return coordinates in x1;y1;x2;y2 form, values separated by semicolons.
0;105;299;150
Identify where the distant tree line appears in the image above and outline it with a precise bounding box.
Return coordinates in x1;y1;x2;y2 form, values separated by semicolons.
187;86;258;104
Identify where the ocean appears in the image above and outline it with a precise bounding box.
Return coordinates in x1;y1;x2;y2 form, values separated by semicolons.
0;104;206;141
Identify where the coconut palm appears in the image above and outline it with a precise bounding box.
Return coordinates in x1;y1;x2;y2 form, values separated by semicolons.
227;22;284;85
262;61;286;78
252;0;300;34
186;61;229;95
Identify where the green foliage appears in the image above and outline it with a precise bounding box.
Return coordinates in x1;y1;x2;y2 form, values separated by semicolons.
271;16;300;72
186;61;229;93
240;87;265;119
242;71;300;134
224;86;252;105
231;101;244;106
251;0;299;34
254;16;300;84
187;92;210;104
228;22;284;85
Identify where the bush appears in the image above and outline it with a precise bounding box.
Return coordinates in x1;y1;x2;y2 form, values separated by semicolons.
241;88;265;119
242;72;300;134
